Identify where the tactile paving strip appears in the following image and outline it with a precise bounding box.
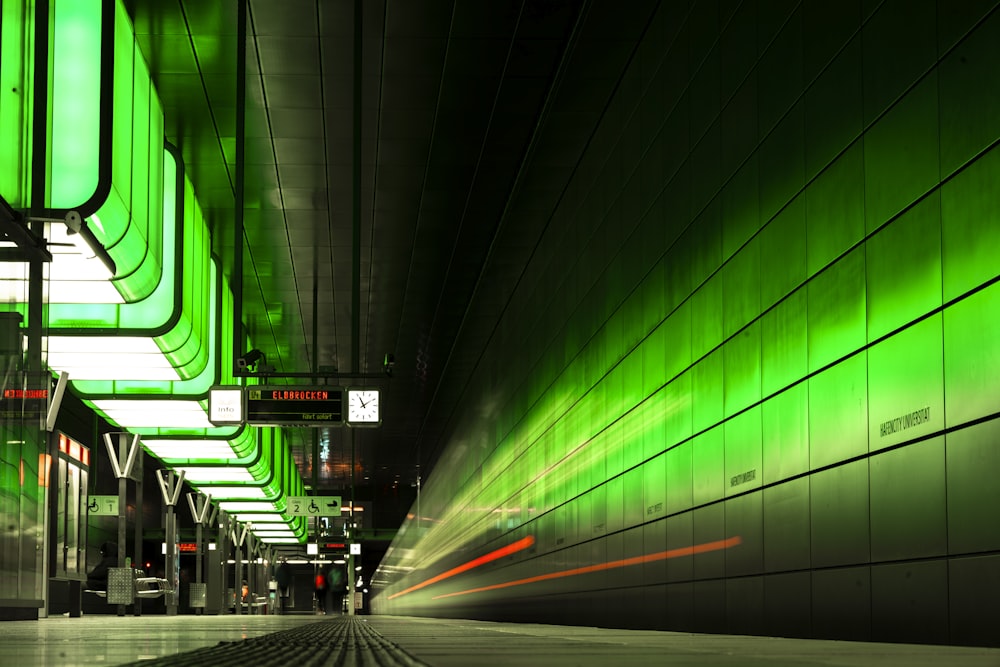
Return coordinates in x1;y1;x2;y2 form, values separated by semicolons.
115;617;431;667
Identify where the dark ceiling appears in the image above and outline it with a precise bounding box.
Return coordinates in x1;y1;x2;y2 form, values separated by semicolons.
125;0;654;529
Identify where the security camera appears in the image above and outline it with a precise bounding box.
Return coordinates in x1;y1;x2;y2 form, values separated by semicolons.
237;349;265;371
64;211;83;234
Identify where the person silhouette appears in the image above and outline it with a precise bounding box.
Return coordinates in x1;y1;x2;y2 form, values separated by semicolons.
85;542;118;591
275;559;292;614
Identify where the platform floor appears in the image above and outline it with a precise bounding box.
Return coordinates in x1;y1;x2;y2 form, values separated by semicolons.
1;614;998;666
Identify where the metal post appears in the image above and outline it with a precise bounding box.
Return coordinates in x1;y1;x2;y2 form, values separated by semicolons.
232;521;247;616
187;493;212;615
217;511;229;614
132;447;143;616
104;433;140;617
155;469;185;616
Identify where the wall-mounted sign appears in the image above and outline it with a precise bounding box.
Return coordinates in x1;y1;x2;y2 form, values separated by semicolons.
246;386;343;426
208;386;244;425
286;495;342;517
88;495;119;516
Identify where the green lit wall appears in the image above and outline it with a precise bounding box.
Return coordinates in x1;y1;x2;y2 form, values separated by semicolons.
374;1;1000;647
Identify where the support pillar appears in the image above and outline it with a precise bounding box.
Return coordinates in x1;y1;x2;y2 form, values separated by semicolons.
154;469;185;616
103;433;141;617
186;492;213;614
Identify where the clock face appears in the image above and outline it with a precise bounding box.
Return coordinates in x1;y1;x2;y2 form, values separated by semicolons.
347;389;380;423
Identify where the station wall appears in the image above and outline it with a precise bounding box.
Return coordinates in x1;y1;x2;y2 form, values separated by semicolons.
373;0;1000;647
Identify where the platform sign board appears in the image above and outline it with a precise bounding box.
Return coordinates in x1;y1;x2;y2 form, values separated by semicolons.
88;495;119;516
0;371;50;423
245;386;343;426
286;495;342;517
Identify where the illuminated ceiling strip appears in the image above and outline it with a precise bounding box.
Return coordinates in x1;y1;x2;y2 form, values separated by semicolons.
192;486;267;500
143;440;239;461
388;536;536;600
258;538;300;544
173;467;254;483
431;536;743;600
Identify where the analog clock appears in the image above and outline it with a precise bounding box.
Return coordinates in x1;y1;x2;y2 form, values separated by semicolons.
347;389;380;424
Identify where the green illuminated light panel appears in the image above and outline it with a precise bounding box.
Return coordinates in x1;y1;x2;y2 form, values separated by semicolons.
7;0;306;541
0;0;33;208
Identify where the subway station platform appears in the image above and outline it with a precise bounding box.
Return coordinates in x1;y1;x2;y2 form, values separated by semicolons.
2;615;999;667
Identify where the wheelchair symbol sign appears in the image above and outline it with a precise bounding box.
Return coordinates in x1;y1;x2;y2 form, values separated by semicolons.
287;495;341;517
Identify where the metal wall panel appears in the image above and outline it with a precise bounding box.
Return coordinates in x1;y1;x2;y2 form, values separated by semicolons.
692;427;724;506
810;460;870;568
724;407;762;498
869;438;947;561
871;560;948;644
938;9;1000;174
759;196;806;311
945;419;1000;554
761;383;809;484
948;554;1000;647
665;582;695;632
665;512;693;583
943;280;1000;428
866;316;944;454
664;440;692;515
764;572;812;638
805;146;865;277
642;519;667;584
692;579;726;634
862;75;940;232
692;504;725;580
724;492;762;577
725;576;764;636
808;353;869;470
864;196;942;342
763;477;810;573
761;273;809;396
811;566;871;641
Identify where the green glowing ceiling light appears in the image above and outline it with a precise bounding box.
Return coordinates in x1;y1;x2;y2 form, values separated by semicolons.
91;399;212;429
195;486;269;501
257;538;301;544
0;0;32;208
231;514;288;524
48;0;102;208
172;468;256;484
141;439;240;461
218;501;279;514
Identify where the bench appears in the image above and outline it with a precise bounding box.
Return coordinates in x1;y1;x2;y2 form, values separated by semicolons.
84;568;173;604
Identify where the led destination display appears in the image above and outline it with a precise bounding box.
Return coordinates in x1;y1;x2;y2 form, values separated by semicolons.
245;386;344;426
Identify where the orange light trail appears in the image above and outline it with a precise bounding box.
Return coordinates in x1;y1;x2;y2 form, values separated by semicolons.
432;535;742;599
388;535;536;600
